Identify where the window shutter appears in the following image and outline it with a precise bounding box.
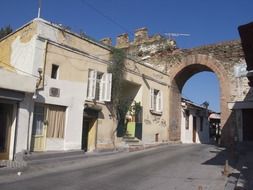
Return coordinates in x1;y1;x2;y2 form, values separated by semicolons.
105;73;112;101
157;90;163;112
150;88;155;110
87;70;97;100
99;73;106;101
99;73;112;102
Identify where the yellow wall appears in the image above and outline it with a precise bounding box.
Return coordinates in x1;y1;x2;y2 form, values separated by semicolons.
0;22;37;72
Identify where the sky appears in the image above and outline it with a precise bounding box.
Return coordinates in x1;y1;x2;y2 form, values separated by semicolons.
1;0;253;112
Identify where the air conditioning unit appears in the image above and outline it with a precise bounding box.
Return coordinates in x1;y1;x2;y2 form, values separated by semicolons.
49;87;60;97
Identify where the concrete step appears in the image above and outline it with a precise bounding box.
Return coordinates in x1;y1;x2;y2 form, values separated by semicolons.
123;136;135;140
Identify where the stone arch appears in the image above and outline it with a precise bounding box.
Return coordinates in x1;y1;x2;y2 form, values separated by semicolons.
168;54;232;144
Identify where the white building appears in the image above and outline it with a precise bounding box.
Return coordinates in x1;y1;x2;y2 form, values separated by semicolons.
180;98;209;144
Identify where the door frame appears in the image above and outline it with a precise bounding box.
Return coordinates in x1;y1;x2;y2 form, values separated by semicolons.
0;102;16;160
82;117;97;152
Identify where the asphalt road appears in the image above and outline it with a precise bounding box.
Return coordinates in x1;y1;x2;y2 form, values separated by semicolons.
0;144;227;190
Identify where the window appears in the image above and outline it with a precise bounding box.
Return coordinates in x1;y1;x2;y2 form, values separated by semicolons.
51;64;59;79
32;104;45;136
87;69;112;102
150;88;163;113
32;104;66;139
46;105;66;138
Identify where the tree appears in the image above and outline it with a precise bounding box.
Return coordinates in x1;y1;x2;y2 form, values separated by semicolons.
107;48;130;137
0;25;12;39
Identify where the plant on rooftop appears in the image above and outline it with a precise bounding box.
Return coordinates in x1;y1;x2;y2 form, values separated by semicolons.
0;25;12;39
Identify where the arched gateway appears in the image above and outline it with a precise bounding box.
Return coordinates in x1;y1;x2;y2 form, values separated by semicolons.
168;54;231;144
166;40;246;145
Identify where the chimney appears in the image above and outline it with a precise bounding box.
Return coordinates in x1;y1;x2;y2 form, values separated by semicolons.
100;37;112;46
134;27;148;44
116;33;129;48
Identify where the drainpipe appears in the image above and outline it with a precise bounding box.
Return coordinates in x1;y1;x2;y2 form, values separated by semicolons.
42;40;48;89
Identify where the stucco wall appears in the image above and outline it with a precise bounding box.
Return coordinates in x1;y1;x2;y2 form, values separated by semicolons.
15;93;34;153
35;76;86;151
181;108;209;144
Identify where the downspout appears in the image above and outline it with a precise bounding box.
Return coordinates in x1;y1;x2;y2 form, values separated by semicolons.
26;39;48;152
42;40;48;89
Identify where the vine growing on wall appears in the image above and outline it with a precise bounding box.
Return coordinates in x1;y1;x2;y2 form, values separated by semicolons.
108;48;130;137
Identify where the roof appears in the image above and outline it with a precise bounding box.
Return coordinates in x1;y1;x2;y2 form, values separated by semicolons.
209;113;221;119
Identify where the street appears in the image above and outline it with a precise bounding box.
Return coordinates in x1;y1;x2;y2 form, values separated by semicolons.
0;144;227;190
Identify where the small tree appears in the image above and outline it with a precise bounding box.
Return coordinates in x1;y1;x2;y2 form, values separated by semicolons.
0;25;12;39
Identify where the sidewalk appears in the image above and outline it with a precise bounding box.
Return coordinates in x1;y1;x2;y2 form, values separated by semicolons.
234;142;253;190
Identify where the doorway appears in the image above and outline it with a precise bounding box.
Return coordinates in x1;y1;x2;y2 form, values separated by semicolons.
242;109;253;141
0;103;14;160
81;118;96;152
192;116;197;143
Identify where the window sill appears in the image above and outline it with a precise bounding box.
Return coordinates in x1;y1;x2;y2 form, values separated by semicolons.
85;99;107;105
150;110;162;116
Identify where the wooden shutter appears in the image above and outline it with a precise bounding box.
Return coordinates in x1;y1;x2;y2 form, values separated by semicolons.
105;73;112;101
99;73;106;101
150;88;155;110
87;70;97;100
157;90;163;112
99;73;112;102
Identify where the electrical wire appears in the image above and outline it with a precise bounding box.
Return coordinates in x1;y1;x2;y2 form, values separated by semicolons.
0;60;39;78
79;0;132;34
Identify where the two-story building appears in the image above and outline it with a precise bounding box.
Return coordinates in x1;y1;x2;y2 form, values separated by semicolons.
0;18;171;161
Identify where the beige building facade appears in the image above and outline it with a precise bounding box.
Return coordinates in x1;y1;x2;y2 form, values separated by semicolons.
0;18;171;160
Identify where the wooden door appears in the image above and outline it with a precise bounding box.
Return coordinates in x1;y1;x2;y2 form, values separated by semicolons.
87;120;96;151
0;103;13;160
31;104;47;152
82;118;96;152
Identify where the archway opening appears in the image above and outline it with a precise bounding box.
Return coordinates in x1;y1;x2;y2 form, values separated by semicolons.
182;71;220;112
181;71;220;144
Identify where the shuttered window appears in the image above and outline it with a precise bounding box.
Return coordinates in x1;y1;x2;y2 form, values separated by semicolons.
150;88;163;113
87;70;97;100
87;70;112;102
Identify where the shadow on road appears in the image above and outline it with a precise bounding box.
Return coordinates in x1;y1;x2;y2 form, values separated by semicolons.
201;145;237;168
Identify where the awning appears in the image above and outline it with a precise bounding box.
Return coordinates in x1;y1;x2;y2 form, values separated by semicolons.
0;88;25;102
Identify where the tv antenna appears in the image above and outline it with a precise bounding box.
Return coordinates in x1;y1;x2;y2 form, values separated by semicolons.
37;0;42;18
165;33;190;40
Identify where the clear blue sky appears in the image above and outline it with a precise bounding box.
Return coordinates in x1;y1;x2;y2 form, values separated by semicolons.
1;0;253;112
